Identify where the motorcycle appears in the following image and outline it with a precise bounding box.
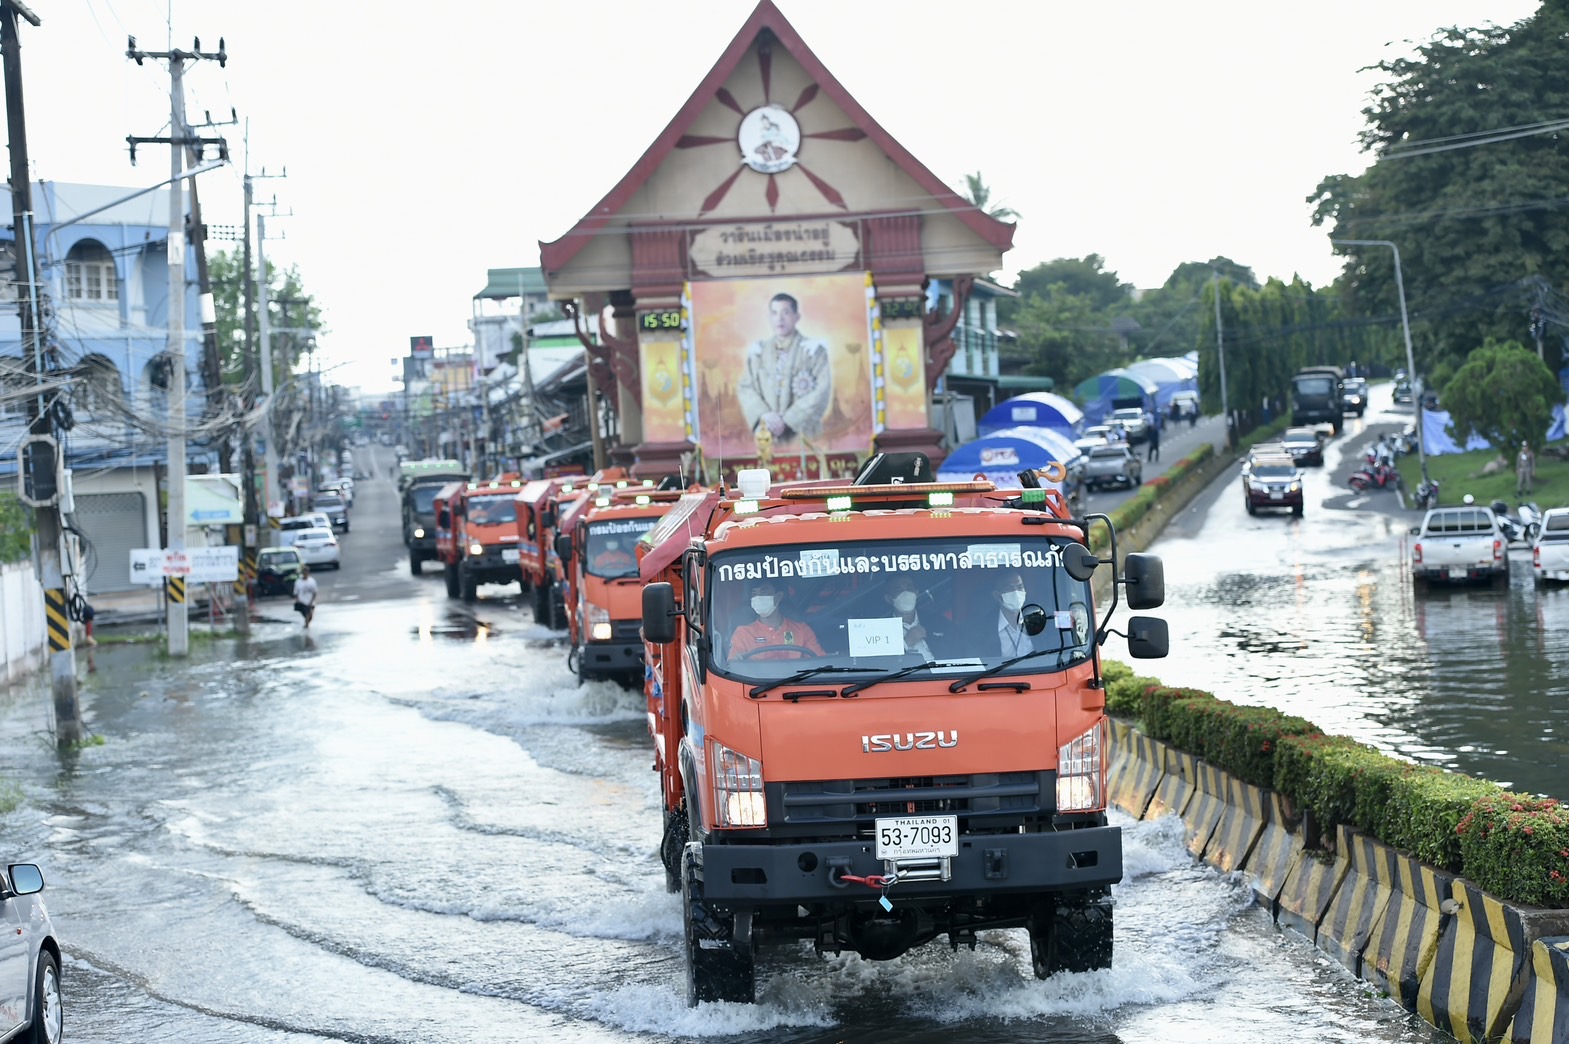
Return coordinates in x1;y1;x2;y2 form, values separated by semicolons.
1414;477;1440;510
1490;500;1541;544
1348;462;1401;492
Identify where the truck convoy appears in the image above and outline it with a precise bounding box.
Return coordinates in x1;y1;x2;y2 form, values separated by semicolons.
637;454;1171;1005
555;485;681;682
516;475;586;627
1290;366;1345;434
433;479;526;602
400;459;469;575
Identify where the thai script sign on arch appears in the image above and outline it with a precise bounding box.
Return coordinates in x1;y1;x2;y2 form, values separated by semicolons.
688;220;860;279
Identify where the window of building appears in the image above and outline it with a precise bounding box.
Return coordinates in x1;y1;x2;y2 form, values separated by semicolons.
76;355;122;415
64;241;119;303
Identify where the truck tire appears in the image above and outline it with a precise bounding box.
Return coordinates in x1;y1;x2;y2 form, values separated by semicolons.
548;589;566;631
1029;893;1113;978
444;563;459;598
461;569;478;603
682;847;754;1005
660;809;687;894
409;549;422;576
532;581;551;626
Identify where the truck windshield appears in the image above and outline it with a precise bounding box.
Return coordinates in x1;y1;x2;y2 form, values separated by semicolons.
707;536;1095;684
586;517;659;578
466;496;517;526
1294;377;1333;397
410;486;442;513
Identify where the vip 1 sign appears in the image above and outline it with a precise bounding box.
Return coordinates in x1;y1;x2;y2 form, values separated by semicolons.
129;546;240;586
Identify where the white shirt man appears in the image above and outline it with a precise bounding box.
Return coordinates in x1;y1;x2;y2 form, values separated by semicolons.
885;577;933;660
293;567;319;629
993;572;1036;657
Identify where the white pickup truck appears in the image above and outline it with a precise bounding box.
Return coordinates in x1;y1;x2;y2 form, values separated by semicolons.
1410;506;1509;587
1532;508;1569;584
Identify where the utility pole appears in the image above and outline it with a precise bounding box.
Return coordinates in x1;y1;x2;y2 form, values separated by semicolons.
3;0;82;745
1212;269;1231;449
258;213;281;525
127;33;226;658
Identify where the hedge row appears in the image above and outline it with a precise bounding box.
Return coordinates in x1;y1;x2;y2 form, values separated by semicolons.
1098;661;1568;908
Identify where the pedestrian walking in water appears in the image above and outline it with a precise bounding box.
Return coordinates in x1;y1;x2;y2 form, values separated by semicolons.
293;566;319;629
1147;413;1161;462
1517;441;1536;497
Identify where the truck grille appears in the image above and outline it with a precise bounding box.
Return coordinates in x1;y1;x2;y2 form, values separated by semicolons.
772;771;1047;830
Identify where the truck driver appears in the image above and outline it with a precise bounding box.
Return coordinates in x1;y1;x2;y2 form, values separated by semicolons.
728;579;826;661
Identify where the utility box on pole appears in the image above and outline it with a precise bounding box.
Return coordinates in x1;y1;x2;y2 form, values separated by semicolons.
18;433;59;506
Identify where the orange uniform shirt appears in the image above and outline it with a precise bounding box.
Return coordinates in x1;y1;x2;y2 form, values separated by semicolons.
729;616;825;660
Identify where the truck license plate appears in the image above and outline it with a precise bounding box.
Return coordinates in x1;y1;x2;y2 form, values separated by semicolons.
1448;567;1467;580
875;815;958;861
502;548;520;563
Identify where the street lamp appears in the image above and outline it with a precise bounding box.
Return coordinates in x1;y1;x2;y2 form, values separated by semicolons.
1331;238;1429;483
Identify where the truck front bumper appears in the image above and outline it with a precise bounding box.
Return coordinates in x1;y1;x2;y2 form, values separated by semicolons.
580;632;645;675
699;825;1122;904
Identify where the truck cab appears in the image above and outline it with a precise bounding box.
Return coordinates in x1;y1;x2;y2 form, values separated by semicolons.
516;475;587;627
400;459;469;575
556;486;681;683
436;479;526;602
639;455;1171;1005
1290;366;1345;435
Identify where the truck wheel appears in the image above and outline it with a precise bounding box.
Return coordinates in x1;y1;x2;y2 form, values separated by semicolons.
682;847;755;1005
532;581;551;626
661;809;687;894
409;549;422;576
444;563;459;598
548;590;566;631
1029;894;1113;978
461;570;478;603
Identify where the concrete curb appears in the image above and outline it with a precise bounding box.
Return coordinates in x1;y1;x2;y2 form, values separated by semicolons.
1109;723;1569;1040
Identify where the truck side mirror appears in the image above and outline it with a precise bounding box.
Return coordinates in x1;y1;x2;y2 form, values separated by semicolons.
554;533;573;562
542;507;557;528
437;509;450;528
643;582;678;644
1063;543;1098;582
1125;616;1170;659
1123;553;1165;609
453;500;465;518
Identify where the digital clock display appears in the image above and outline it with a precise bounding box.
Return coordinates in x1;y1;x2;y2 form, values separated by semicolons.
639;310;684;332
880;298;924;321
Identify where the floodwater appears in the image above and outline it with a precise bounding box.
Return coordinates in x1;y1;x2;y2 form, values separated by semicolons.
0;591;1450;1042
1116;384;1569;797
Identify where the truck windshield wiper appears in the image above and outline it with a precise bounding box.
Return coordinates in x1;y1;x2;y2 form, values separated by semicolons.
947;647;1071;693
840;659;975;698
748;666;876;699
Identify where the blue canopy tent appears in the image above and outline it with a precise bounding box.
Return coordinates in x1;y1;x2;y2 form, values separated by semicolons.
937;426;1084;491
977;392;1085;438
1124;358;1198;414
1073;369;1159;427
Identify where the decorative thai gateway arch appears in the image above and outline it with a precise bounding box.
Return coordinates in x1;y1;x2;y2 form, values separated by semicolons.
540;0;1013;481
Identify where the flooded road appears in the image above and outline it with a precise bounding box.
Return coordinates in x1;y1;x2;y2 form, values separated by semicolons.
1125;383;1568;797
0;442;1455;1042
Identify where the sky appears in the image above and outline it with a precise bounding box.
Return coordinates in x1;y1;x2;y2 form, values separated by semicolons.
9;0;1543;394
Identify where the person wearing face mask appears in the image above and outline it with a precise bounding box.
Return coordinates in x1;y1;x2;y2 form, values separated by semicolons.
884;574;944;660
590;535;638;576
993;571;1037;658
728;579;826;661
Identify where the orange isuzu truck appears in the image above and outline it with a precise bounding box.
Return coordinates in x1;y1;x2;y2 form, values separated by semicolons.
555;486;683;683
637;454;1170;1005
432;478;525;602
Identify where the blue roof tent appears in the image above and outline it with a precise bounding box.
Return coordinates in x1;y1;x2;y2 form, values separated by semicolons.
1073;369;1159;426
937;426;1084;490
977;392;1085;438
1124;358;1198;413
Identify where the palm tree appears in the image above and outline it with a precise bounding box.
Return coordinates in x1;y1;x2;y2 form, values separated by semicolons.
960;171;1020;221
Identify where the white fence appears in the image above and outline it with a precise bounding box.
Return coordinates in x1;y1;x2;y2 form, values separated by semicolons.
0;560;46;686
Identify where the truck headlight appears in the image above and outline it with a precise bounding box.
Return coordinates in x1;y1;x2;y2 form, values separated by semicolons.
413;527;425;538
712;740;766;828
1056;720;1105;813
469;542;484;556
588;602;612;641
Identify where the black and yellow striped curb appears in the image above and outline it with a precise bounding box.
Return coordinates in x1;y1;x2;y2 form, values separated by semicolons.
1107;727;1163;819
1364;847;1453;1011
1146;747;1197;821
45;588;70;652
1317;828;1392;975
1420;879;1530;1043
1503;937;1569;1043
166;576;185;604
1243;790;1304;904
1276;833;1349;943
1203;774;1268;874
1181;761;1228;860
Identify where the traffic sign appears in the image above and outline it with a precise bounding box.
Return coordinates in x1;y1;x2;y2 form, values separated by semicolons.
130;546;240;586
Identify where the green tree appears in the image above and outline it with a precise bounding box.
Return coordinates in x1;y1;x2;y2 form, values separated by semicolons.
208;249;326;388
1440;339;1562;451
959;171;1019;222
1010;255;1130;316
1309;5;1569;376
1011;286;1122;387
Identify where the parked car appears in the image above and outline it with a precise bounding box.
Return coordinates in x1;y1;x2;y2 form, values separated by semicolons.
1341;377;1369;417
1083;444;1143;491
1409;505;1508;587
1;863;61;1044
1532;508;1569;584
1241;455;1304;516
1108;407;1149;444
1280;427;1325;467
319;479;354;508
256;546;303;596
313;493;350;532
292;527;342;570
1392;379;1414;405
276;516;317;548
1074;424;1115;455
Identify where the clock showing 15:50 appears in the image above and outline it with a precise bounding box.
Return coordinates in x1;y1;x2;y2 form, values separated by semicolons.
639;310;684;332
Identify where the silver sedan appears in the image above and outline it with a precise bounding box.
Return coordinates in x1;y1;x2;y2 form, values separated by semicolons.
1;863;61;1044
